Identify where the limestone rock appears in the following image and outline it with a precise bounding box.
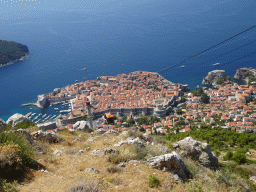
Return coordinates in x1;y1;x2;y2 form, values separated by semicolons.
118;163;126;167
31;130;59;142
6;113;31;127
121;131;129;137
250;176;256;185
147;151;190;181
202;70;225;86
53;147;66;156
141;133;153;142
234;67;255;84
91;149;101;155
84;167;100;174
170;174;182;183
91;149;119;156
0;118;6;127
102;148;119;155
174;137;218;169
36;94;49;108
91;128;106;135
68;129;77;134
114;137;145;147
103;129;119;136
72;121;92;132
37;122;57;131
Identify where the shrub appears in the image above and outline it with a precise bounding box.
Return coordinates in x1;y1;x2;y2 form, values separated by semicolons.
106;154;131;164
0;179;19;192
148;174;159;188
223;151;233;161
15;121;36;129
106;166;120;173
0;132;34;170
69;179;102;192
232;151;246;165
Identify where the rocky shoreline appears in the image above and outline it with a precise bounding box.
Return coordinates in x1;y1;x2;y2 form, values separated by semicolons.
0;54;28;68
234;67;256;85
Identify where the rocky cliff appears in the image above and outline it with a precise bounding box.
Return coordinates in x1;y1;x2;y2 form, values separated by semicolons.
36;94;49;108
234;67;256;84
202;70;226;86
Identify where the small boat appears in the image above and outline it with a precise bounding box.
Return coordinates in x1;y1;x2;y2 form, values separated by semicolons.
75;80;79;82
54;108;59;111
213;63;220;66
42;114;47;118
83;68;87;70
181;65;185;68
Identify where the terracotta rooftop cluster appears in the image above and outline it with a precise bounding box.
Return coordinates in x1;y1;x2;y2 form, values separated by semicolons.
48;71;179;118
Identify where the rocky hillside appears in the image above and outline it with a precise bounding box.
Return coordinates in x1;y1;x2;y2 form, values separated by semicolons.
1;115;255;192
234;67;256;85
202;70;232;87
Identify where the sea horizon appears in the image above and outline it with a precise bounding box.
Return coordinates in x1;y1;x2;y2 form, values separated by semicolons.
0;0;255;121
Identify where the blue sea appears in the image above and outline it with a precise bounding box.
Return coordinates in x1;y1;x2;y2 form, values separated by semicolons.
0;0;255;121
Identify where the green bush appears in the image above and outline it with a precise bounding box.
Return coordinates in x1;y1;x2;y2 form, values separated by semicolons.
0;132;35;170
0;179;19;192
223;151;233;161
15;121;36;129
232;151;246;165
106;166;120;173
69;179;102;192
148;174;159;188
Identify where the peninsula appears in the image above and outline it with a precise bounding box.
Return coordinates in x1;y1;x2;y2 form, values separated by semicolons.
0;40;29;67
234;67;256;86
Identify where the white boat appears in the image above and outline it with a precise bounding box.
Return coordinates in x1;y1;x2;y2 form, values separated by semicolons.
181;65;185;68
213;63;220;66
42;114;47;118
54;108;59;111
83;68;87;70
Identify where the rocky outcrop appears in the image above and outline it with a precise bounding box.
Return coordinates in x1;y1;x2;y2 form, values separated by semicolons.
173;137;218;170
6;113;31;127
36;94;49;108
103;129;120;136
140;133;153;142
84;167;100;174
91;148;119;156
0;118;6;127
31;130;59;143
72;121;92;132
147;152;191;181
114;137;145;147
202;70;225;86
234;67;255;84
37;121;57;131
91;129;106;135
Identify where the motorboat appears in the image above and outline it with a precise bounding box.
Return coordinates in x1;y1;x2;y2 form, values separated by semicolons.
181;65;185;68
213;63;220;66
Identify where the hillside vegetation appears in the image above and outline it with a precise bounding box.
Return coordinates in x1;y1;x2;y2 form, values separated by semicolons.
0;40;29;65
1;121;256;192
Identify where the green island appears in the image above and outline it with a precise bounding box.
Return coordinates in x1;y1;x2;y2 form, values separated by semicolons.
0;40;29;67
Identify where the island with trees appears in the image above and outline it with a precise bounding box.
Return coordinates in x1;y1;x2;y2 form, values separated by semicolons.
0;40;29;67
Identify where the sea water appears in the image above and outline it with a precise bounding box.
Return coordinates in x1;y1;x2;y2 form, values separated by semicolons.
0;0;255;121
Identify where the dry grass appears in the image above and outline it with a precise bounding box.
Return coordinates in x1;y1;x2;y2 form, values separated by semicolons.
15;131;250;192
